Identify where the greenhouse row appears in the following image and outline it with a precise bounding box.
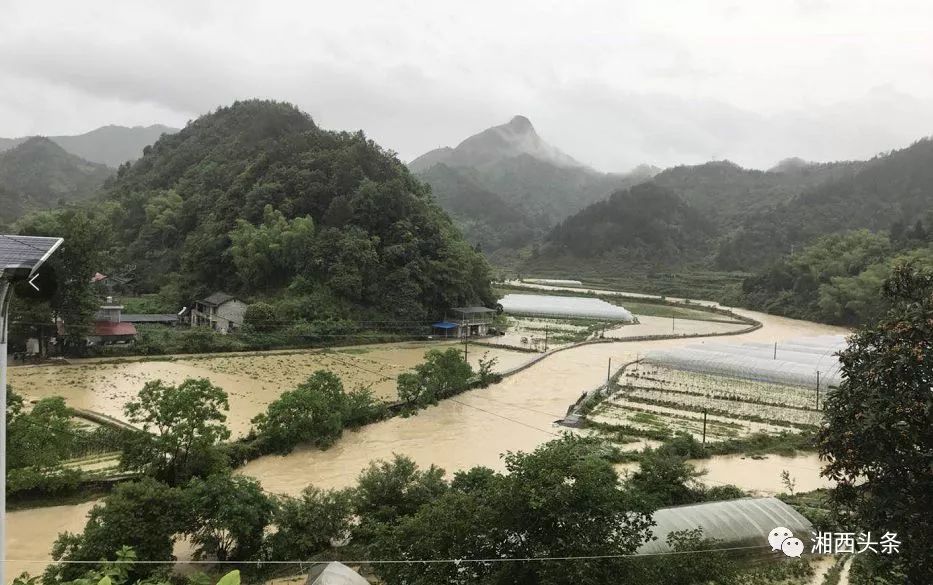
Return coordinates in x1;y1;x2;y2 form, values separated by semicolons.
643;336;846;387
499;293;634;321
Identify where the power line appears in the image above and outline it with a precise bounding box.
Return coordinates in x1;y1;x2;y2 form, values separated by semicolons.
448;398;560;437
6;544;772;566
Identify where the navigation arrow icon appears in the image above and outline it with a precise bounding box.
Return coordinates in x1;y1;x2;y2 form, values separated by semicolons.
28;273;40;291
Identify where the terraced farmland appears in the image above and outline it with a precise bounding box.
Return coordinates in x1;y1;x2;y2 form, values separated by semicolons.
589;364;823;441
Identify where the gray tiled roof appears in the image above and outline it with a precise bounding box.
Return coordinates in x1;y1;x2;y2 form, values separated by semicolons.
0;235;63;274
201;291;237;306
121;314;179;323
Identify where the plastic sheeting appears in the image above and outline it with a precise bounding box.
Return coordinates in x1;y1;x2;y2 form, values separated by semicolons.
499;293;634;321
306;562;368;585
644;336;845;387
637;497;812;554
523;279;583;286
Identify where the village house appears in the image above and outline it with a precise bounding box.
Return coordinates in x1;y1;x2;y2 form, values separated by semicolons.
190;292;247;334
432;306;496;338
87;298;137;345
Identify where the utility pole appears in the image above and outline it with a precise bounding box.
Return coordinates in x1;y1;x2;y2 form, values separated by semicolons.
607;357;612;387
816;371;820;410
702;409;708;446
672;316;675;331
544;325;548;352
774;342;777;360
463;329;468;362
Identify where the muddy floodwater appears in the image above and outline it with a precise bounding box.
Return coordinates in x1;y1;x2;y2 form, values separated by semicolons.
5;299;848;581
7;341;534;437
240;308;846;493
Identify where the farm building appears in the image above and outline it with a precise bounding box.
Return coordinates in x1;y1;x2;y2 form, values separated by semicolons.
190;292;247;334
637;497;812;556
88;299;137;345
433;306;496;338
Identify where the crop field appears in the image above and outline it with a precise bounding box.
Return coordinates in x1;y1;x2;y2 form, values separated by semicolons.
588;364;823;441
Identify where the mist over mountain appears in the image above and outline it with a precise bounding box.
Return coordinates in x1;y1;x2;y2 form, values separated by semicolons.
650;158;863;229
0;124;178;167
0;137;113;225
410;116;654;249
718;137;933;270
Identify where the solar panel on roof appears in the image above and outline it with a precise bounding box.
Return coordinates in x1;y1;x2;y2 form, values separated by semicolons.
0;235;63;274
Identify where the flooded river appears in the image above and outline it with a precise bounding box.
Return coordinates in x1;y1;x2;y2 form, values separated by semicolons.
5;300;847;580
240;308;845;493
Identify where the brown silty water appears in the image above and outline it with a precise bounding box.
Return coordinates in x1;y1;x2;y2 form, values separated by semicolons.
7;342;534;437
239;307;847;493
5;303;848;580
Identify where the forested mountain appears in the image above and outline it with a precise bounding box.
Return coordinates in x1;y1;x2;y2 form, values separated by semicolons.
733;227;933;325
410;116;653;249
718;137;933;270
0;124;178;167
19;100;493;321
0;137;113;226
538;182;715;262
651;159;862;229
417;163;546;250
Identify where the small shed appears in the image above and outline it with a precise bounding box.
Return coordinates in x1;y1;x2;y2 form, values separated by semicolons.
637;496;812;555
451;306;496;338
305;562;368;585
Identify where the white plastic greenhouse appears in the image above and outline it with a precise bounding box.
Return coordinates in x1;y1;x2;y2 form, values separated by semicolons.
306;562;368;585
523;278;584;286
637;497;812;554
499;293;634;321
643;335;846;387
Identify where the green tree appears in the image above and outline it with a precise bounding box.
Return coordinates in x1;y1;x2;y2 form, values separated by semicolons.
242;302;277;332
352;455;447;546
251;370;349;453
819;263;933;583
122;378;231;484
267;487;354;561
625;447;706;508
368;437;654;585
493;436;653;584
183;473;273;562
6;392;74;469
396;348;473;405
229;205;315;290
47;479;185;583
17;209;105;355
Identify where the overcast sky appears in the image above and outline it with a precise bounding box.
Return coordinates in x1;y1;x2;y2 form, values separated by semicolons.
2;0;932;171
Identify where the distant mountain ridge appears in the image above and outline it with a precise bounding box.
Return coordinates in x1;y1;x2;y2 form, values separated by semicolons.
650;158;864;229
409;116;656;249
410;115;585;172
0;137;114;225
0;124;178;167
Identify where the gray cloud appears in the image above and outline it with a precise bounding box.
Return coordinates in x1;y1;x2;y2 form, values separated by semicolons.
1;0;932;171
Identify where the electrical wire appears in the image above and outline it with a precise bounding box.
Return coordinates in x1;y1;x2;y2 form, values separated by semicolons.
4;544;772;565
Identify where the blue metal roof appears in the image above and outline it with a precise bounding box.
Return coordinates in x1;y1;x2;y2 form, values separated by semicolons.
432;321;459;329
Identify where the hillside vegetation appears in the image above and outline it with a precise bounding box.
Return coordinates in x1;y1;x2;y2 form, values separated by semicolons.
718;138;933;270
0;137;113;226
16;100;494;333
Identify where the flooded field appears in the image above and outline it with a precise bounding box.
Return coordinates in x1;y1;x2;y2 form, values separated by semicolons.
240;308;846;494
7;342;533;437
4;290;849;581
